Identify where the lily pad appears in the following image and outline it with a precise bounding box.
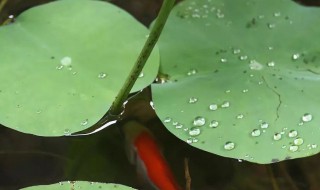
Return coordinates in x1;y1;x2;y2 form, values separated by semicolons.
0;0;159;136
152;0;320;163
22;181;136;190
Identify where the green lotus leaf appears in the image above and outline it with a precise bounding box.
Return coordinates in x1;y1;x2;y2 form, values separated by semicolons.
0;0;159;136
22;181;136;190
152;0;320;163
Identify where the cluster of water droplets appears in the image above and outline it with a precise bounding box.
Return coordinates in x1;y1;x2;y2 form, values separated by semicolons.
250;121;269;138
175;0;227;24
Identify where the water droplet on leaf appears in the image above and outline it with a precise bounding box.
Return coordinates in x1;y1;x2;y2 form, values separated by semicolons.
176;123;183;129
138;72;144;78
273;133;282;140
289;145;298;152
163;117;172;123
64;129;71;136
209;120;219;128
236;114;244;119
221;101;230;108
189;127;201;136
251;129;261;137
81;119;88;126
260;122;269;129
98;72;107;79
189;97;198;103
220;58;227;63
292;53;300;60
224;141;235;150
209;104;218;111
193;116;206;126
56;65;64;70
267;61;275;67
302;113;312;122
187;69;197;76
288;130;298;138
60;56;72;66
294;137;304;146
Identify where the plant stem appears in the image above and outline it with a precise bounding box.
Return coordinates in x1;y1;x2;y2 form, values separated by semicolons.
0;0;7;16
184;158;191;190
109;0;175;115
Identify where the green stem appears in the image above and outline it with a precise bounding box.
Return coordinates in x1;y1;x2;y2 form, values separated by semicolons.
0;0;7;16
109;0;175;115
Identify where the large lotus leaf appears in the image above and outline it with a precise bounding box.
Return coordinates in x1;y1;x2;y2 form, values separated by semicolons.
0;0;159;136
22;182;136;190
152;0;320;163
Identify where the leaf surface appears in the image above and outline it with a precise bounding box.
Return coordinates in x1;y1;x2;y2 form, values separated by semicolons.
152;0;320;163
22;181;136;190
0;0;159;136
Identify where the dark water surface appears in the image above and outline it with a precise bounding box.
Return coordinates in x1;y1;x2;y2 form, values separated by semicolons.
1;0;320;190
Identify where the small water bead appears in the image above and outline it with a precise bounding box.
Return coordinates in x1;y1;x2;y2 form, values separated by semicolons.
288;130;298;138
225;90;231;93
163;117;172;123
236;114;244;119
294;137;304;146
60;56;72;66
273;133;282;140
221;101;230;108
274;12;281;17
267;23;276;29
138;72;144;78
260;122;269;129
289;145;299;152
98;72;107;79
209;104;218;111
64;129;71;136
311;144;318;149
224;141;235;150
186;137;193;144
187;69;197;76
239;55;248;60
220;58;227;63
56;65;64;70
81;119;88;126
302;113;312;122
251;129;261;137
209;120;219;128
189;127;201;136
216;12;224;18
36;109;42;114
189;97;198;103
292;53;300;60
172;121;178;126
233;49;241;54
267;61;275;67
193;116;206;126
176;123;183;129
249;60;263;70
183;128;189;131
192;138;199;143
242;89;249;93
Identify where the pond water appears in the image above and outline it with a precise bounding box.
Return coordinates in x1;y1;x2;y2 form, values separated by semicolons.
1;0;320;190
